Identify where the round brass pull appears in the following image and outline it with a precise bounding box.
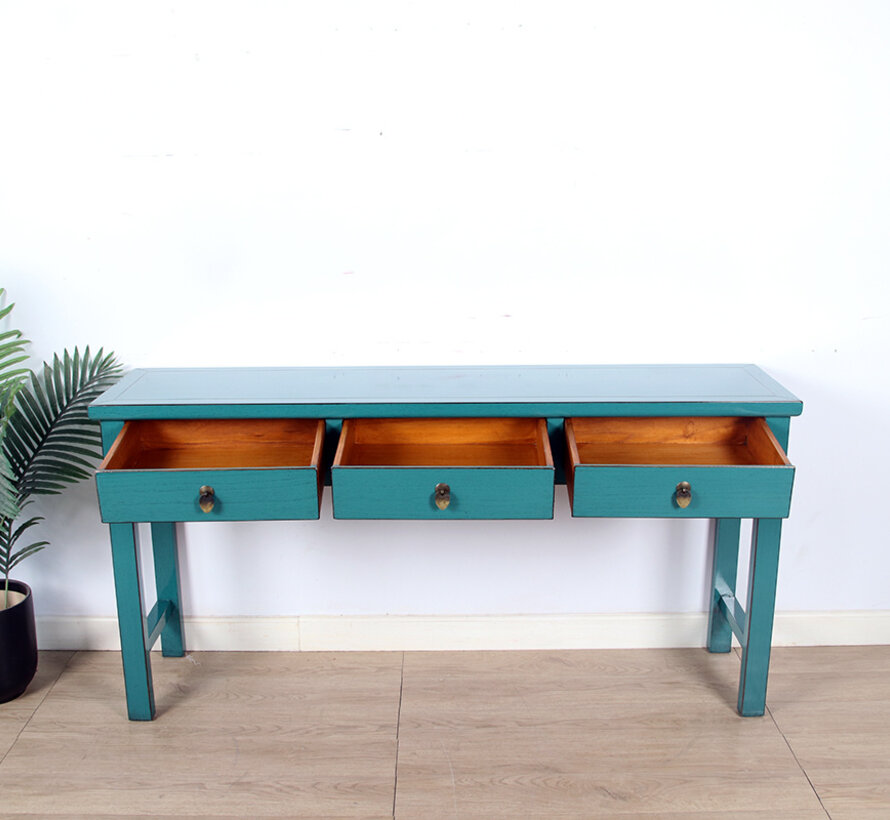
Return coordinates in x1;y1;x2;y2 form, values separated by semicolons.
675;481;692;509
199;485;216;513
434;483;451;510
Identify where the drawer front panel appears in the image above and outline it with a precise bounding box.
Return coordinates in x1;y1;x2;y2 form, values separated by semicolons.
570;464;794;518
332;466;554;520
96;468;321;522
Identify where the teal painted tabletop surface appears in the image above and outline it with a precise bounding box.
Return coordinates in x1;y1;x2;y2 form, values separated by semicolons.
90;364;801;419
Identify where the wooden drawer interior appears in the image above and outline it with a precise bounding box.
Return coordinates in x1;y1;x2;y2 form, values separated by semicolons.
566;417;790;467
334;418;553;468
101;419;325;471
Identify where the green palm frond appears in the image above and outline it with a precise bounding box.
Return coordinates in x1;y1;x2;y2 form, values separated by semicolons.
0;289;30;422
0;447;19;520
0;288;28;527
1;289;125;583
4;347;124;501
0;513;49;575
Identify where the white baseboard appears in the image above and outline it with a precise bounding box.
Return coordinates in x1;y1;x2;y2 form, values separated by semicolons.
35;610;890;652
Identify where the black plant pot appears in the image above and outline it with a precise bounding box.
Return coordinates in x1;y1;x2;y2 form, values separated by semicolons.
0;580;38;703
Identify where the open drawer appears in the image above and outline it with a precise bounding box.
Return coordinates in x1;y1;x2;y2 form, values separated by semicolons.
96;419;324;522
331;418;555;519
566;417;794;518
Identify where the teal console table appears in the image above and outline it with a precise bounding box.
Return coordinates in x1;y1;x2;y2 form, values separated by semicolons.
89;364;802;720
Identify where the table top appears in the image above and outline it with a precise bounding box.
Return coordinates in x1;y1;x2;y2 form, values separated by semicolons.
89;364;802;420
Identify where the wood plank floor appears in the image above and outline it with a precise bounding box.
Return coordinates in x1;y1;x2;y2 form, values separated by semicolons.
0;646;887;818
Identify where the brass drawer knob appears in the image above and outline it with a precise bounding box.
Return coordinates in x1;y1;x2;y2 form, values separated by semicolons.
434;483;451;510
199;485;216;513
675;481;692;509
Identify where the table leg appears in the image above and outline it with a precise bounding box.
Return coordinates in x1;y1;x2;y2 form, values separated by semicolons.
109;523;155;721
151;522;185;657
738;517;782;716
707;518;741;653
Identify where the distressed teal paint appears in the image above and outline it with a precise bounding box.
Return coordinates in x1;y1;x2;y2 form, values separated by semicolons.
90;364;803;410
546;418;566;485
738;518;783;716
707;518;742;652
716;589;748;644
145;599;173;649
96;467;321;523
570;465;794;519
109;523;155;721
89;365;802;720
322;420;343;487
714;571;748;644
89;400;804;421
332;466;555;520
100;421;125;453
151;523;184;657
765;416;791;453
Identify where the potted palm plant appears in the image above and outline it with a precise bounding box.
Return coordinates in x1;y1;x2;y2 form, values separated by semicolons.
0;289;122;702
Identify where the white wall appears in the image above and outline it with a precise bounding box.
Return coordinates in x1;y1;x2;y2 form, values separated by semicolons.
2;2;888;644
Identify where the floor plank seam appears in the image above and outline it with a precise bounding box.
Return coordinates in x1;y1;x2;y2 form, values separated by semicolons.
0;650;78;768
392;651;405;820
767;703;833;819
